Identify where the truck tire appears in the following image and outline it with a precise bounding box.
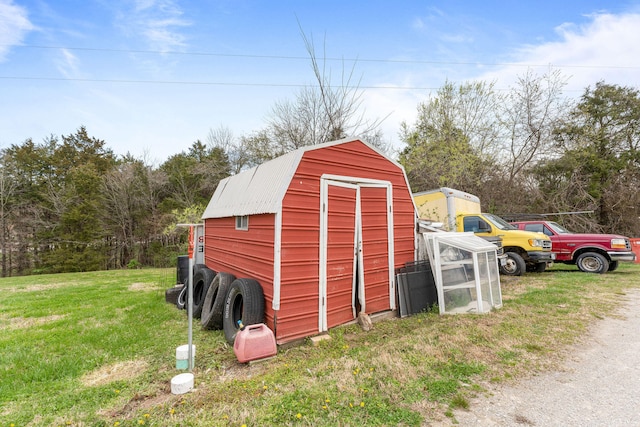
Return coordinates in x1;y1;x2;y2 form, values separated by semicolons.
531;262;547;273
223;278;265;344
191;267;216;318
201;272;236;330
500;252;526;276
178;263;207;289
165;284;184;306
576;252;609;274
193;263;208;277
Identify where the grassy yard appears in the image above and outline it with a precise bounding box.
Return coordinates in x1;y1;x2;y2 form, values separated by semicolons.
1;263;639;426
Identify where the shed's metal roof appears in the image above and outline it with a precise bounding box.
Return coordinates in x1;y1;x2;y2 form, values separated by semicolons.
201;148;302;219
202;137;393;219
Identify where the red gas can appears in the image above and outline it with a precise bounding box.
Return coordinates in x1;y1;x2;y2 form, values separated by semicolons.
233;323;277;363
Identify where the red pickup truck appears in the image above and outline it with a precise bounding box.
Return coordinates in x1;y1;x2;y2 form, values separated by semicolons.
510;220;636;274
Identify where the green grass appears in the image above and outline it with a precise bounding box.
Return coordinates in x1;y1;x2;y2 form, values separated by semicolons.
1;263;639;426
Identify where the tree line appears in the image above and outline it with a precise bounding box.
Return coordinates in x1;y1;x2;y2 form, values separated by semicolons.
400;74;640;238
1;69;639;277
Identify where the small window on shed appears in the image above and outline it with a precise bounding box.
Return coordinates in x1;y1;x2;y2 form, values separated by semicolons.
235;215;249;230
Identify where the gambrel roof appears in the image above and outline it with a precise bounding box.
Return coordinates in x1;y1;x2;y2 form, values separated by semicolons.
202;137;402;219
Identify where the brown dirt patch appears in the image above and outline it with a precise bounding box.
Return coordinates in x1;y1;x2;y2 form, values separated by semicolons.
4;314;66;330
81;359;149;387
129;282;160;292
7;282;71;292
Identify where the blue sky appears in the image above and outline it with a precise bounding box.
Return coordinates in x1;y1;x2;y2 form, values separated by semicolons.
2;0;640;163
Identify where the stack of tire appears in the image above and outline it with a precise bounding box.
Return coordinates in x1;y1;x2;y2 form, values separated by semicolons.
167;263;265;345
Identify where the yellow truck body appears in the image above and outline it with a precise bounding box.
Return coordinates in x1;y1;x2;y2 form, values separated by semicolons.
413;187;555;275
413;187;481;230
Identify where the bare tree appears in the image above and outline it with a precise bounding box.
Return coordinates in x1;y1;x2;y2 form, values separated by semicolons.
207;126;276;174
0;152;18;276
498;68;570;184
102;156;168;267
541;81;640;235
398;80;500;194
102;163;138;267
206;126;235;154
267;26;386;151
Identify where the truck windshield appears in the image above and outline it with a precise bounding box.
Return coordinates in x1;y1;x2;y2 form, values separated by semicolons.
483;213;517;230
547;221;571;234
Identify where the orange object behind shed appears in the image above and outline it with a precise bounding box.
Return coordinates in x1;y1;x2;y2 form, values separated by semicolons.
233;323;277;363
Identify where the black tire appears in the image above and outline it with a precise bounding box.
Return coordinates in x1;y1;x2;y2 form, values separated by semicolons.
191;268;216;318
500;252;526;276
193;263;207;275
223;278;265;344
188;263;208;286
576;252;609;274
532;262;547;273
165;285;184;305
201;272;236;330
178;262;207;289
177;286;187;310
608;260;619;272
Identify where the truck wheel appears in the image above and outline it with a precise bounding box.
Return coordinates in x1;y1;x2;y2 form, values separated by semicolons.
532;262;547;273
201;272;236;330
500;252;526;276
608;261;619;272
223;278;265;344
577;252;609;274
191;268;216;318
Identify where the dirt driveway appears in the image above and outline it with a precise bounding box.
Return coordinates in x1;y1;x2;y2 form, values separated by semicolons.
442;288;640;426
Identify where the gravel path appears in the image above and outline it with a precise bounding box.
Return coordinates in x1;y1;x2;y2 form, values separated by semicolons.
444;288;640;427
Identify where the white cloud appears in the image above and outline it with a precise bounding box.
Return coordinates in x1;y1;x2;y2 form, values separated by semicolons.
411;17;425;31
440;33;474;44
362;84;424;155
143;17;189;51
55;48;80;78
118;0;191;52
475;12;640;93
0;0;35;62
361;11;640;154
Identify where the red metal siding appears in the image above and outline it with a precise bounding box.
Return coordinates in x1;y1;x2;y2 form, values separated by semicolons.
326;185;358;328
299;142;415;275
203;214;276;328
360;186;391;313
276;140;415;343
276;162;322;343
203;140;415;345
276;183;361;343
300;141;416;278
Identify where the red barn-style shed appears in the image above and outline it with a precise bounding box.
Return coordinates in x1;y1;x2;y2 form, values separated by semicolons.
201;138;416;344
